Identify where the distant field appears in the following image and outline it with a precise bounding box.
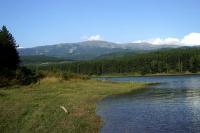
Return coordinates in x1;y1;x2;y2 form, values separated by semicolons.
0;78;147;133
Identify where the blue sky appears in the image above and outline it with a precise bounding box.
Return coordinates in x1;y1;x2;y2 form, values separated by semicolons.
1;0;200;47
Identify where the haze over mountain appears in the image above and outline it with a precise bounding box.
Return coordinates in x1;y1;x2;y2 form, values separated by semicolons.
18;41;179;60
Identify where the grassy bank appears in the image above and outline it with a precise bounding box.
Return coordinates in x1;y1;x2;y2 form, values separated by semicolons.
0;78;147;133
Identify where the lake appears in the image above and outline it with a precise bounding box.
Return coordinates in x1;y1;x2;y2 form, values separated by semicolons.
96;75;200;133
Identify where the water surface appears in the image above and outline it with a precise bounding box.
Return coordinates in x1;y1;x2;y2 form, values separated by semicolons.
97;75;200;133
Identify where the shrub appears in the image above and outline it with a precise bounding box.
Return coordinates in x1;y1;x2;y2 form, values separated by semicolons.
38;70;90;81
0;68;16;87
15;67;41;85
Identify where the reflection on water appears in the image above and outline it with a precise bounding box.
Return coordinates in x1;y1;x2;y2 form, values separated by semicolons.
97;75;200;133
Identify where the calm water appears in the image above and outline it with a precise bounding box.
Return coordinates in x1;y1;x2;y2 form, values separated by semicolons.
96;75;200;133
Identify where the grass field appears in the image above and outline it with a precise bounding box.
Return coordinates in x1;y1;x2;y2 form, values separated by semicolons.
0;78;147;133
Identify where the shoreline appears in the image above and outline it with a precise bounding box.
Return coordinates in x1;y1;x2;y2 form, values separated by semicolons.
92;72;200;78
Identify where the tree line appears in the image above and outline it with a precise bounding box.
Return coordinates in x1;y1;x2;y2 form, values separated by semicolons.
34;47;200;75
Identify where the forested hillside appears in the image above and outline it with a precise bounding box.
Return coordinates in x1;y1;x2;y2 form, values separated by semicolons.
31;47;200;75
21;55;67;64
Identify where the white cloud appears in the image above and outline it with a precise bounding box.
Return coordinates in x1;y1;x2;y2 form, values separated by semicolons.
181;33;200;46
81;33;200;46
148;38;163;45
132;33;200;46
133;38;180;45
132;40;143;43
163;38;180;44
82;34;103;41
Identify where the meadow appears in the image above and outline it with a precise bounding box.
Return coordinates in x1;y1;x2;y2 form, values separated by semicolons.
0;77;147;133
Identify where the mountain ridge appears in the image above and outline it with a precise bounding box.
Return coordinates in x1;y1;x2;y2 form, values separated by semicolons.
18;40;180;60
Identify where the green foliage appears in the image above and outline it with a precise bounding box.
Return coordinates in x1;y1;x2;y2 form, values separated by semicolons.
0;26;20;70
0;67;41;87
61;72;75;80
33;47;200;75
0;26;42;87
0;26;45;87
20;55;66;64
38;70;90;81
0;26;21;87
0;72;14;87
15;67;41;85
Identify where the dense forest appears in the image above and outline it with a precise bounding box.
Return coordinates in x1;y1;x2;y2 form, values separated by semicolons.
29;47;200;75
21;55;67;64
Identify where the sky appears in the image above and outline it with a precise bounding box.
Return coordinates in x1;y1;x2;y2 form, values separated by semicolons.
1;0;200;47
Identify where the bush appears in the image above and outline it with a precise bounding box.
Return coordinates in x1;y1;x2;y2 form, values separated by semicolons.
0;76;11;87
38;70;90;81
15;67;42;85
0;68;16;87
61;72;74;80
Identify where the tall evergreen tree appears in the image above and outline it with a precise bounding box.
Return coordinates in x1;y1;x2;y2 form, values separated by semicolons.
0;26;20;71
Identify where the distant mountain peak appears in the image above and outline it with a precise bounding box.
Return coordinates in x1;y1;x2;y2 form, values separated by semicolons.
18;41;180;60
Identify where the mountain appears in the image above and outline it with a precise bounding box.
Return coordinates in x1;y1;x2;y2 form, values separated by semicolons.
96;50;148;60
18;41;179;60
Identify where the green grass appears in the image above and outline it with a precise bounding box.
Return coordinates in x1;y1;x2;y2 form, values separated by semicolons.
0;78;148;133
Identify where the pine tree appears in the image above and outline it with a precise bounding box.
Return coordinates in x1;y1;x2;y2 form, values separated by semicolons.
0;26;20;71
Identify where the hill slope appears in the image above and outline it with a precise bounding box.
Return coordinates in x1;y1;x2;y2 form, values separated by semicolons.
18;41;178;60
20;55;67;64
